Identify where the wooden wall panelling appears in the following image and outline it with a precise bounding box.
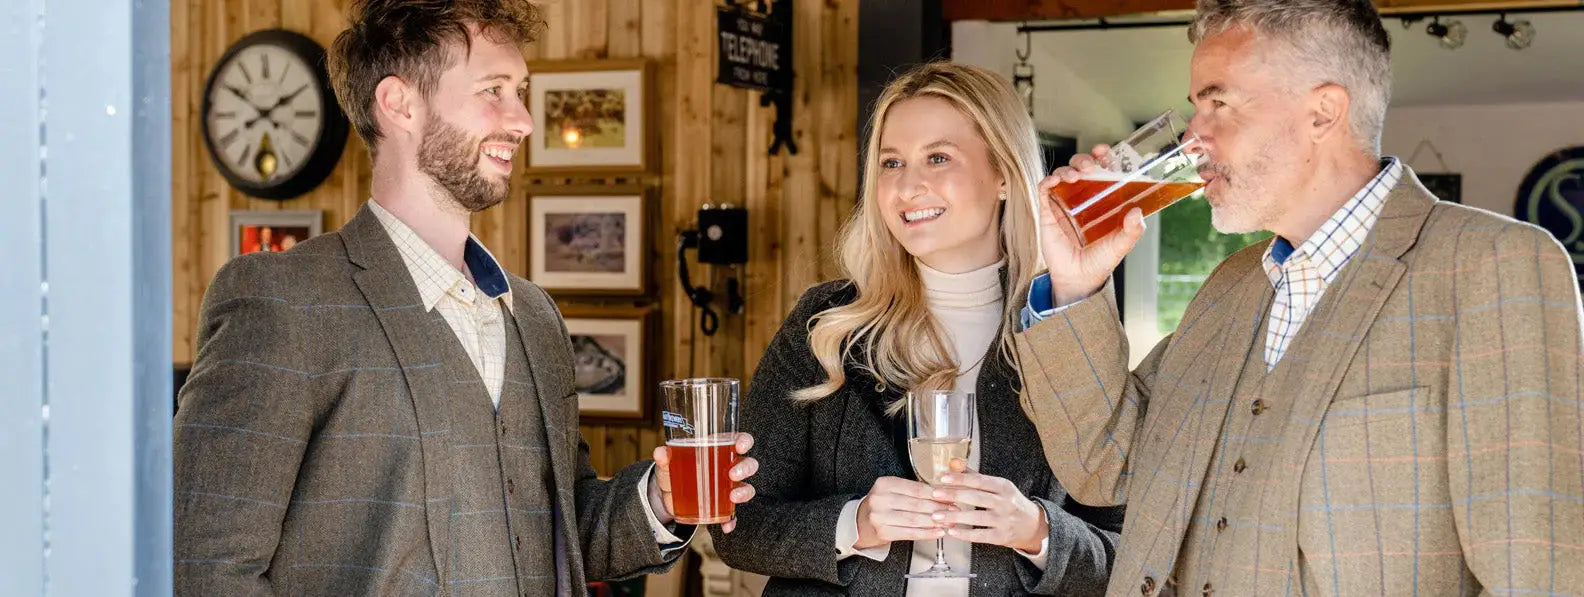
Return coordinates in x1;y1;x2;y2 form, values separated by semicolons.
571;0;609;59
606;0;641;59
830;0;860;254
742;94;782;375
709;83;749;381
170;0;196;360
672;0;713;380
778;0;824;314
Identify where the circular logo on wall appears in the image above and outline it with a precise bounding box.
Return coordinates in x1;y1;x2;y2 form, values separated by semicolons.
1515;146;1584;278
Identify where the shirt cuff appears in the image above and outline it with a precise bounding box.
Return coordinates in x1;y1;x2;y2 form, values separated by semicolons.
1015;536;1050;570
834;498;889;562
638;463;689;552
1021;272;1091;328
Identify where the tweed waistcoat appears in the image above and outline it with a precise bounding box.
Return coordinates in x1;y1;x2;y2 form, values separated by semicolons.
440;304;557;596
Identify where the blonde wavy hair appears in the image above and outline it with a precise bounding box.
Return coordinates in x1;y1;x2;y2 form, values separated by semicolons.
793;62;1045;412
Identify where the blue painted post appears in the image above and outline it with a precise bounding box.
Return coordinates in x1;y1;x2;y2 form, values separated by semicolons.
1;0;172;594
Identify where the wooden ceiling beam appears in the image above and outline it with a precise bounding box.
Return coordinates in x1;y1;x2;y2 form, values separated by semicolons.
942;0;1581;22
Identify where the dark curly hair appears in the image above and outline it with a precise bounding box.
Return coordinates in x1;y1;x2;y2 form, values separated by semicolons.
327;0;546;157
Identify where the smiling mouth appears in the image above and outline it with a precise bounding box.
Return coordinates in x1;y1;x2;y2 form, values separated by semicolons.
902;207;946;224
481;146;516;166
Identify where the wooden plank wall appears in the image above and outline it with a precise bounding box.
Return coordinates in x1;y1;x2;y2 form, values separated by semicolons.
172;0;859;475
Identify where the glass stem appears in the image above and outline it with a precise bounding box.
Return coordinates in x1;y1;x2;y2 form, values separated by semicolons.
934;537;949;569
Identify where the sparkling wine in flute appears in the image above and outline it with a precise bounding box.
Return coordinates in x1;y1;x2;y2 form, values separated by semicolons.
908;436;972;486
667;436;738;525
905;390;977;580
1047;109;1205;246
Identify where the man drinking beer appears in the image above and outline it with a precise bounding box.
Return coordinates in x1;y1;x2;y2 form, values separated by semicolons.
1016;0;1584;595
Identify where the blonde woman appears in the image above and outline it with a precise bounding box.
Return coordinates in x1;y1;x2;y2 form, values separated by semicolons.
709;62;1122;596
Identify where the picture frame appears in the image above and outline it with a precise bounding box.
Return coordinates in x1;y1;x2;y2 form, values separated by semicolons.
1418;172;1462;204
229;210;322;258
525;58;654;175
528;186;651;295
561;305;656;423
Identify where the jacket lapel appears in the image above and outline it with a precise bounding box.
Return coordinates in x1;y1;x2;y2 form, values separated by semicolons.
341;204;456;585
505;279;582;590
1283;169;1435;456
1153;260;1272;533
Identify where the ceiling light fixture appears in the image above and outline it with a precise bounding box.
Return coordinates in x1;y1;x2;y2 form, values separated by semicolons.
1425;17;1466;50
1493;15;1536;50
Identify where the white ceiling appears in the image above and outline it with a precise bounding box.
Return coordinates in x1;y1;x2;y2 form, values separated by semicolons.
1023;10;1584;123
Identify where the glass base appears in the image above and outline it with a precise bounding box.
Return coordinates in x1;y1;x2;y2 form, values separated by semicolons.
906;565;976;580
674;514;733;525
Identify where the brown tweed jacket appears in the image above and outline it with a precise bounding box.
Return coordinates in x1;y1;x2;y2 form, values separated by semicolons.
173;205;683;595
1015;170;1584;596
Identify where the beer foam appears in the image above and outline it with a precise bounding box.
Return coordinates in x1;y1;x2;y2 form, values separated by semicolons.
667;436;739;447
1079;170;1132;183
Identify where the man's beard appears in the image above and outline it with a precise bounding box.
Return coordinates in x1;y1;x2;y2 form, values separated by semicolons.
417;116;516;213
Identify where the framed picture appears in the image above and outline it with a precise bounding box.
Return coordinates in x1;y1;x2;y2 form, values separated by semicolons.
562;305;655;422
229;210;322;257
1418;173;1462;204
526;58;653;175
529;187;650;295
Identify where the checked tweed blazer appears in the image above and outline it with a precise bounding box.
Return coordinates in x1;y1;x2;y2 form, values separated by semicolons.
1015;169;1584;596
173;205;682;595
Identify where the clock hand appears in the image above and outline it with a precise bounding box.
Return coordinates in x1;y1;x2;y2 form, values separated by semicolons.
223;84;266;111
242;84;310;129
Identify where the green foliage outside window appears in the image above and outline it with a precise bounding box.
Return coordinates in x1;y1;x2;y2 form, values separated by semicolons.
1155;192;1272;333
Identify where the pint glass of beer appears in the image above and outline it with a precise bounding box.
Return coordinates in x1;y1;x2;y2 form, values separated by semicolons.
1048;109;1205;245
660;378;740;525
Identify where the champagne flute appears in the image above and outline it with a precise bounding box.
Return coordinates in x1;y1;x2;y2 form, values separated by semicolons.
905;389;976;580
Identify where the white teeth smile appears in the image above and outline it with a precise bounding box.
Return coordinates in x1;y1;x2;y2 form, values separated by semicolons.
482;147;515;161
903;207;946;223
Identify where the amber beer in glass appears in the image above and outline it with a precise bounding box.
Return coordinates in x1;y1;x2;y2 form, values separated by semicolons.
1048;109;1205;245
660;378;739;525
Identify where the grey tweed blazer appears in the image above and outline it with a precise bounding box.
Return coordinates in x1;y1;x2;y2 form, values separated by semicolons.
173;204;686;595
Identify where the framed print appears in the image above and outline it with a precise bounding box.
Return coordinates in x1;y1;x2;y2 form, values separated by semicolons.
526;58;653;175
229;210;322;257
1418;173;1462;204
562;305;656;422
529;186;650;295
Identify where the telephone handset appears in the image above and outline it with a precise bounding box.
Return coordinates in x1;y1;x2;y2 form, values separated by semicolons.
677;204;748;337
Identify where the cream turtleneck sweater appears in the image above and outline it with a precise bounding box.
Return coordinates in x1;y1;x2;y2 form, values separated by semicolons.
832;259;1048;594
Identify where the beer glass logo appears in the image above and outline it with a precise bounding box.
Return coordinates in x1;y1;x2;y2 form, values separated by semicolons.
662;411;694;435
1515;146;1584;279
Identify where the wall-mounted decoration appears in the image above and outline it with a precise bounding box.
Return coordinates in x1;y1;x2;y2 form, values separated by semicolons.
202;29;349;200
529;186;650;295
562;305;656;423
525;59;653;175
229;210;322;258
1407;139;1461;204
716;0;797;154
1514;145;1584;281
1418;173;1463;204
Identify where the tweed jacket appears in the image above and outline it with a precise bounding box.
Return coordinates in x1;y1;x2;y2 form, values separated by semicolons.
711;280;1125;596
173;204;685;595
1015;169;1584;596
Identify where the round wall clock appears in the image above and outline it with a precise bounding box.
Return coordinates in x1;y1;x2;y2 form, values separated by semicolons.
1514;145;1584;279
201;29;348;200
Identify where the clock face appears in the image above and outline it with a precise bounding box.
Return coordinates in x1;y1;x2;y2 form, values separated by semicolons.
200;29;348;200
205;44;325;184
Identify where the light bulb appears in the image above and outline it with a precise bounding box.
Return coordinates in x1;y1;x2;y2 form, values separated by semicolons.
1426;19;1466;50
1493;17;1535;50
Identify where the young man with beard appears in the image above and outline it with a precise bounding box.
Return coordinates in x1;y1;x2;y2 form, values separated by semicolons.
172;2;761;595
1016;0;1583;595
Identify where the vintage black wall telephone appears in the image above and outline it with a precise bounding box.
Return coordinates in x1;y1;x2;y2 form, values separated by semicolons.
677;204;748;336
